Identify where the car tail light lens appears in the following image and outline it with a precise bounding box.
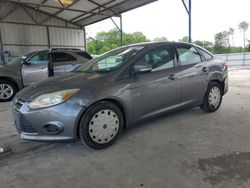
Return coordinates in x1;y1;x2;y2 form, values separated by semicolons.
222;61;228;69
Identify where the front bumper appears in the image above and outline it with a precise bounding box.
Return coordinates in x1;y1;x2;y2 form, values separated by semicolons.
11;98;84;142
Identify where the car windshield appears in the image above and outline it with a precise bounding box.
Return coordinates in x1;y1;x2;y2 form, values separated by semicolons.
75;46;144;73
7;55;25;65
6;51;38;65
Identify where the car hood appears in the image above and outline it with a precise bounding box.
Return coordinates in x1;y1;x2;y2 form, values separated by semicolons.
16;72;107;101
0;61;22;72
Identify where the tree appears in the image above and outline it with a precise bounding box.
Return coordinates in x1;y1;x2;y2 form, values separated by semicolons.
179;36;189;43
153;37;168;42
228;27;235;46
214;31;230;53
239;21;249;49
193;40;214;52
87;29;149;55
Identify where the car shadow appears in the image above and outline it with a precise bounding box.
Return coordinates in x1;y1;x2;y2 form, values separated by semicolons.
0;106;209;165
121;106;207;139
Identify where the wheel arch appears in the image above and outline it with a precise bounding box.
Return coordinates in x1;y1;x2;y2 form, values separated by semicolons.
0;76;20;91
76;98;128;139
208;79;224;93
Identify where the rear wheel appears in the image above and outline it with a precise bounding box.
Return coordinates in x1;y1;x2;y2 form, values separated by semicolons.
200;82;223;112
0;80;18;102
79;101;124;149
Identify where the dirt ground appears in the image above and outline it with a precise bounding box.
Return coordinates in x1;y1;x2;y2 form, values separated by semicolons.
0;67;250;188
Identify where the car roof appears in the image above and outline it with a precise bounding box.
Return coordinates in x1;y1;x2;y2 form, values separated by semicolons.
120;41;194;49
50;48;86;52
24;48;89;57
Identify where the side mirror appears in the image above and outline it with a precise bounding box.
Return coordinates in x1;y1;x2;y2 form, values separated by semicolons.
22;60;30;65
133;64;152;74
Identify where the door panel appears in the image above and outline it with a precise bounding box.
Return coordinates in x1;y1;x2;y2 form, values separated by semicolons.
52;52;78;75
22;52;49;86
54;61;81;74
130;68;181;120
176;44;208;104
128;45;181;121
180;63;208;104
53;62;66;75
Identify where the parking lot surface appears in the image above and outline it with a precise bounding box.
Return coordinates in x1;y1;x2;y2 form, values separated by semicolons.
1;68;250;188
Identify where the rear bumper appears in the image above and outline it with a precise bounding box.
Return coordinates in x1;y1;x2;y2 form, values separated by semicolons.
223;76;229;95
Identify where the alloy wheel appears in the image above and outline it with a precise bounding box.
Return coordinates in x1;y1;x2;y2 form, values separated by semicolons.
0;84;14;100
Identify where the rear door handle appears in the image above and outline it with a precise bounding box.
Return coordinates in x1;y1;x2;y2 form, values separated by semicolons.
168;74;176;80
202;67;208;72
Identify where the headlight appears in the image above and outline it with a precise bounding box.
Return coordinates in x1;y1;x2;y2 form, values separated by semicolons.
28;89;79;109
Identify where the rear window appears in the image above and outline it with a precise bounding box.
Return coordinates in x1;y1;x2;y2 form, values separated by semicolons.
76;52;92;60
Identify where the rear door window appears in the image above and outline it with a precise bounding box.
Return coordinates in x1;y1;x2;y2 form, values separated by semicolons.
176;45;202;65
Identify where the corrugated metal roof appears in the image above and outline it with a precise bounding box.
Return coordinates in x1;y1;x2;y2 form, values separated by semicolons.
1;0;158;27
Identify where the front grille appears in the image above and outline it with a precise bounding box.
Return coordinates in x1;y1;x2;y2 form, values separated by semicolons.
15;113;37;133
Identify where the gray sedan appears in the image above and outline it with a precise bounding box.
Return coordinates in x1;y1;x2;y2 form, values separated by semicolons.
11;42;228;149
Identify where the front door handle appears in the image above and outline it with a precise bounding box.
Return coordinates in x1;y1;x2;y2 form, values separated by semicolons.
202;67;208;72
168;74;176;80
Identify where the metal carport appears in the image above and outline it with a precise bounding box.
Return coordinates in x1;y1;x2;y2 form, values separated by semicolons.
0;0;158;64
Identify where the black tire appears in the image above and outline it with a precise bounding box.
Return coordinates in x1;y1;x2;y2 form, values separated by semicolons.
0;80;18;102
79;101;124;149
200;82;223;113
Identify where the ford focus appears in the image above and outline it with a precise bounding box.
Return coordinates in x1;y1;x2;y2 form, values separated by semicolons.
11;42;228;149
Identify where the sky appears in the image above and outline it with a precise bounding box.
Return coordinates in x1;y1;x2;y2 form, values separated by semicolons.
86;0;250;47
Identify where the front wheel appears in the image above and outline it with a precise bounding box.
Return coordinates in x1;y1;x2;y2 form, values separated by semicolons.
200;82;223;112
79;101;124;149
0;80;18;102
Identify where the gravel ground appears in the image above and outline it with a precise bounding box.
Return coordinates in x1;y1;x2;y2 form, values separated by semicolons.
0;68;250;188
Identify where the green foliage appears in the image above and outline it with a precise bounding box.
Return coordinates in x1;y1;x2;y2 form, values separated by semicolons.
239;21;249;31
214;31;229;47
239;21;249;48
193;40;214;52
153;37;168;42
247;43;250;52
213;47;244;54
87;25;250;55
179;36;189;43
212;23;250;53
87;29;149;55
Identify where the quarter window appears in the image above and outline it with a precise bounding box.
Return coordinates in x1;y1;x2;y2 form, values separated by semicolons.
52;53;76;62
177;46;202;65
134;46;175;72
198;48;213;61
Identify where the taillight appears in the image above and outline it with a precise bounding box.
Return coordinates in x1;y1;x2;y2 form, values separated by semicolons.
222;61;228;69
